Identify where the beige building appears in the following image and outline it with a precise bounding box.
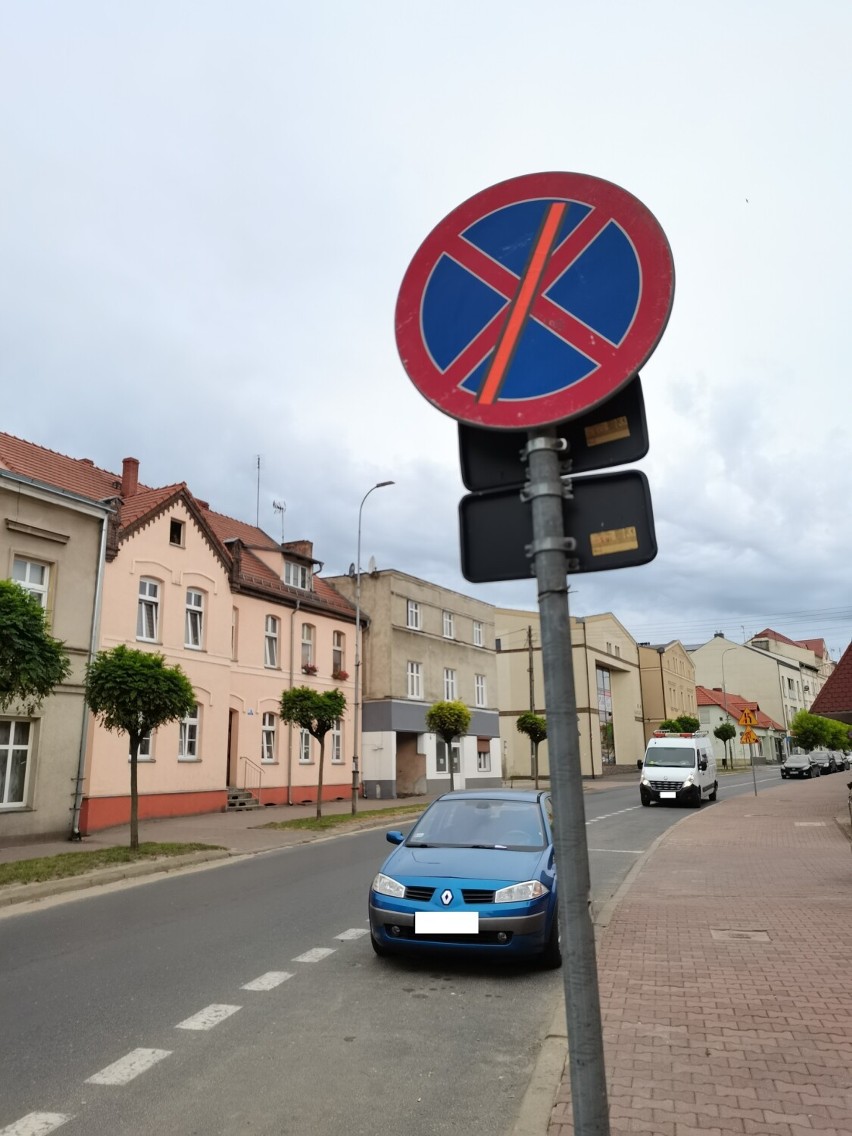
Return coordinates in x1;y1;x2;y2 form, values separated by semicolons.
638;640;697;741
326;570;500;797
1;467;111;841
746;628;834;709
495;608;645;779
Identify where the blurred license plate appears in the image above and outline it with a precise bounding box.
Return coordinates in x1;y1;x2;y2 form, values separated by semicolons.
659;791;676;799
415;912;479;934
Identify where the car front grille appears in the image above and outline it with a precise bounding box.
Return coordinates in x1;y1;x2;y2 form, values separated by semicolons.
404;885;435;902
650;780;686;792
382;925;511;945
462;889;495;904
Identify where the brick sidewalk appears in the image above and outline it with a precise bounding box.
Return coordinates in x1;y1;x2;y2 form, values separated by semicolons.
549;775;852;1136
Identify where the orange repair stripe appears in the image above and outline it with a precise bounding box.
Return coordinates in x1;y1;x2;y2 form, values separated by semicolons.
477;201;567;405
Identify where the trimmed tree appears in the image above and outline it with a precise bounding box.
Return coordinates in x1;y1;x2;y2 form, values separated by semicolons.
280;686;347;818
85;646;196;849
516;711;547;788
660;714;700;733
425;700;471;792
789;709;829;752
713;722;736;769
0;579;71;713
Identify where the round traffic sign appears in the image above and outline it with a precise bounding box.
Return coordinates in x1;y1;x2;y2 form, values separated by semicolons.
395;172;674;430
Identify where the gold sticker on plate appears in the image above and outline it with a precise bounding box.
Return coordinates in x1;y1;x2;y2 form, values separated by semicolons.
584;415;630;447
590;526;639;557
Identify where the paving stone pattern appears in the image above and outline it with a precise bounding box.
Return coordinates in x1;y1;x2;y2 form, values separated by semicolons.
549;775;852;1136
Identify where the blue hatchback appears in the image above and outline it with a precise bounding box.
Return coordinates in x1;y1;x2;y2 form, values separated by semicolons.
368;789;560;967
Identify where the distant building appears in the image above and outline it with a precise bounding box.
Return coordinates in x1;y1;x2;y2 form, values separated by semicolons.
696;686;784;766
746;628;834;708
637;640;696;741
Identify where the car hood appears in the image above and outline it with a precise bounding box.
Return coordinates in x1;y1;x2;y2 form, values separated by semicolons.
384;844;547;882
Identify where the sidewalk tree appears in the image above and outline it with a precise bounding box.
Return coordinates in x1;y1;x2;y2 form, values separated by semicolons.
425;700;471;792
789;709;829;752
516;711;547;788
280;686;346;818
713;722;736;769
85;646;196;850
0;579;71;713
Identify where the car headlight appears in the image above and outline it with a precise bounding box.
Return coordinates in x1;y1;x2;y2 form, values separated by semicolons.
494;880;549;904
641;777;651;787
372;873;405;899
681;776;694;788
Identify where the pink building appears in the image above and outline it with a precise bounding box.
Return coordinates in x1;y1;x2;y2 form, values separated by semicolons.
0;435;357;831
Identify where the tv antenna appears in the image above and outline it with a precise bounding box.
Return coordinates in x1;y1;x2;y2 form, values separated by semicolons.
272;499;286;543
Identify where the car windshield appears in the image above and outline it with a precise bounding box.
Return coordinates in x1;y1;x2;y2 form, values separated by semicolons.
643;746;696;768
406;798;546;851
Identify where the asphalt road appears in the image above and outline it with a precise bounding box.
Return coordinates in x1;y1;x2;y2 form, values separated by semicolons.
0;769;783;1136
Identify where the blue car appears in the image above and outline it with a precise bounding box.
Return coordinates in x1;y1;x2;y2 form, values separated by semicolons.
368;789;560;968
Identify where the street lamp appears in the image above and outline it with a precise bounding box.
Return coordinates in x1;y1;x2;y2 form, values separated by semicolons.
352;480;394;814
720;646;738;770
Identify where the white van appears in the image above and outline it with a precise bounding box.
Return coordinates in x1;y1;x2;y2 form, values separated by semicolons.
639;731;718;808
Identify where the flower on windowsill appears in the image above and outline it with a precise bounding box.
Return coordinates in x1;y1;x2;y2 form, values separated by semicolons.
302;663;318;676
331;669;349;682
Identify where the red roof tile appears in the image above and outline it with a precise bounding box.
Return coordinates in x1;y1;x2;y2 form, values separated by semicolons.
696;686;783;730
810;642;852;719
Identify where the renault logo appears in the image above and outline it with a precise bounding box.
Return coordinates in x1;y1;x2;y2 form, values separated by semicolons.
441;889;453;906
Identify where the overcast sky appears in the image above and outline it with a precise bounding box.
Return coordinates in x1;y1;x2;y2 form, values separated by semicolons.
2;2;850;658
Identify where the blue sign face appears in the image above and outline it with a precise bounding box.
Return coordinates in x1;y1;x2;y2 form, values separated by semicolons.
396;173;674;430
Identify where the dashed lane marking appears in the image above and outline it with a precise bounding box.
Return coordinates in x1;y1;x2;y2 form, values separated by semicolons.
0;1116;73;1136
241;971;294;991
586;806;641;823
176;1004;241;1030
292;947;336;962
587;848;644;854
86;1048;171;1085
335;928;368;941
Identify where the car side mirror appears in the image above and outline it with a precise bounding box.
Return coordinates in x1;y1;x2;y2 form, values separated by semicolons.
386;830;404;845
699;759;708;771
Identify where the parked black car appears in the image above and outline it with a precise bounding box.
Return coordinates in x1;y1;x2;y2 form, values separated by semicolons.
813;750;837;775
831;751;850;772
780;754;821;779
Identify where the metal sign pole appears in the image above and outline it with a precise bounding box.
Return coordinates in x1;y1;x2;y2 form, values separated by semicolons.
524;428;611;1136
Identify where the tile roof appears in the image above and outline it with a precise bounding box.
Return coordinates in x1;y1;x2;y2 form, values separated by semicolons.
0;432;124;501
751;627;803;649
810;642;852;721
798;637;829;659
696;686;783;730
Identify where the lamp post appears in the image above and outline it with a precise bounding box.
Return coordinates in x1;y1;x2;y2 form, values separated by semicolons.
352;480;394;814
720;646;738;770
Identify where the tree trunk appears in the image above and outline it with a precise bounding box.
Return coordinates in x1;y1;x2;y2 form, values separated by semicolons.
316;736;325;819
447;736;455;792
533;741;539;789
129;732;140;851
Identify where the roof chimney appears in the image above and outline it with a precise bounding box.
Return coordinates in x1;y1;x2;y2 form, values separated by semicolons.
121;457;139;497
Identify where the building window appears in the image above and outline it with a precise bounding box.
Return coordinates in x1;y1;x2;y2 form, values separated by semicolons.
185;589;204;649
442;610;454;639
301;623;315;668
596;667;614;765
137;578;160;641
178;705;200;760
169;519;185;546
0;720;31;806
443;668;457;701
407;661;423;700
261;713;277;762
299;728;312;763
331;718;343;763
231;607;239;661
406;600;421;630
614;645;621;658
130;730;154;762
436;738;460;774
474;674;487;708
332;631;345;675
265;615;280;668
477;746;491;773
285;561;311;590
473;620;483;647
12;558;50;608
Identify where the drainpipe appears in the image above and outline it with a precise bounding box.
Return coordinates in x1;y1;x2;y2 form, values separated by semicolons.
70;503;111;839
286;598;301;805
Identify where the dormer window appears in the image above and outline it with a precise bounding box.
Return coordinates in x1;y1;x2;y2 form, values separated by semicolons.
284;561;311;590
170;519;185;546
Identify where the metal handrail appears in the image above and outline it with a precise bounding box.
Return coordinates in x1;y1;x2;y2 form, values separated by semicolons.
240;756;263;805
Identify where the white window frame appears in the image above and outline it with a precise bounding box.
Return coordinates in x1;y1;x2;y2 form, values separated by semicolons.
178;705;200;761
477;747;491;773
443;667;457;701
436;738;460;774
299;728;312;763
473;620;483;647
301;623;315;668
261;712;277;762
231;607;239;661
285;561;311;590
330;718;343;763
332;631;345;675
0;719;32;806
137;578;160;641
442;610;454;639
185;589;204;649
474;674;487;708
264;615;280;668
130;729;154;763
407;661;423;700
406;600;421;630
12;558;49;608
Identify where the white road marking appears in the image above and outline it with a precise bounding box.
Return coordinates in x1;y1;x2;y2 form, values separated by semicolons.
241;971;294;991
293;947;336;962
86;1047;171;1085
586;806;641;823
0;1116;72;1136
335;928;368;941
587;847;643;854
176;1004;241;1030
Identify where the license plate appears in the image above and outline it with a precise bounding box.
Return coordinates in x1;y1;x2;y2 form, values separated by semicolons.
659;791;677;799
415;912;479;935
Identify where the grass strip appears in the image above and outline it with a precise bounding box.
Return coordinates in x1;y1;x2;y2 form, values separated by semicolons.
0;842;225;887
260;804;427;833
